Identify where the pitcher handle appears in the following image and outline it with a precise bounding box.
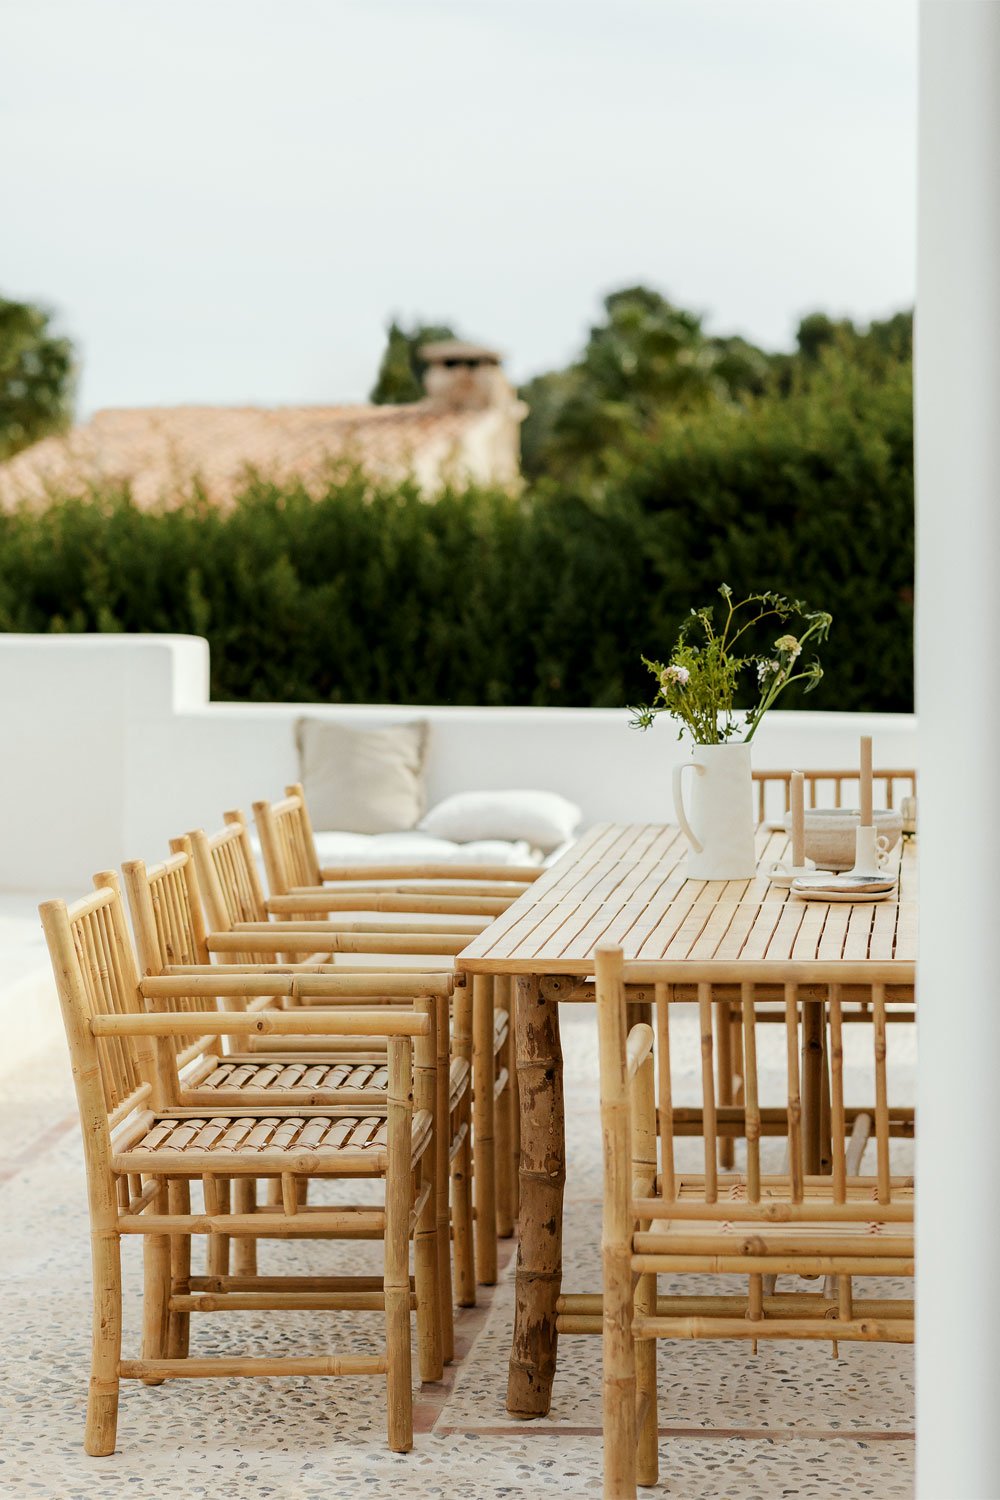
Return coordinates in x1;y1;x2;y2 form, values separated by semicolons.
672;761;704;853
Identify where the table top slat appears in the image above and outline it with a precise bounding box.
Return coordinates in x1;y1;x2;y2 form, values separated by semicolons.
457;823;917;981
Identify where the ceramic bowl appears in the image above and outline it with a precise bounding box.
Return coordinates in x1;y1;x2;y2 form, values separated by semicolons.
781;807;904;872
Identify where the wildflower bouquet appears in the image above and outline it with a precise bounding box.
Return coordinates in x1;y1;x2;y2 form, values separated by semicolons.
631;585;832;744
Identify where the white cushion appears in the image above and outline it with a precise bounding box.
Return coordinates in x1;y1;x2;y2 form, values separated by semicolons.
295;718;428;835
311;830;537;868
419;790;581;854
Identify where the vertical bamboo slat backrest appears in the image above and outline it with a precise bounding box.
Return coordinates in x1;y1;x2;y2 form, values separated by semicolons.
39;884;154;1131
120;842;222;1067
191;812;267;929
752;768;917;823
188;813;271;965
601;956;907;1224
253;783;320;896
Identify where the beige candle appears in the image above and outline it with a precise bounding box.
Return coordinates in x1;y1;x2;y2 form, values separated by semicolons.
791;770;805;868
859;735;873;827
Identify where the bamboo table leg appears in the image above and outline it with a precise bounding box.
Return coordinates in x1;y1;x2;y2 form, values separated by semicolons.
506;974;565;1418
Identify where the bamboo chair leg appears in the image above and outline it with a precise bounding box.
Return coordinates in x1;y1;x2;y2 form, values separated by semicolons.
716;1000;734;1170
510;1025;521;1223
823;1114;873;1301
453;1093;476;1307
385;1040;414;1453
495;1053;515;1239
265;1177;282;1207
85;1229;122;1458
141;1180;171;1384
435;996;455;1362
205;1176;231;1278
231;1179;258;1276
634;1283;658;1486
414;1158;444;1383
166;1179;191;1359
472;974;497;1284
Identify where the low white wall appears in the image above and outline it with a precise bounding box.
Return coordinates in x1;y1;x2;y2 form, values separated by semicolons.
0;633;918;891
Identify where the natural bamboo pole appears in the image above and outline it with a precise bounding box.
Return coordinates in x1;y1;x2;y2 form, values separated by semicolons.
412;996;444;1380
698;984;718;1203
451;980;476;1308
494;975;515;1240
506;974;565;1420
716;998;735;1170
630;1039;658;1488
384;1036;414;1452
119;1355;387;1379
472;975;497;1284
141;1179;171;1383
594;946;637;1499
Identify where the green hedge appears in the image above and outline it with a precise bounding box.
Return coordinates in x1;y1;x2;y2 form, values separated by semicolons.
0;357;913;711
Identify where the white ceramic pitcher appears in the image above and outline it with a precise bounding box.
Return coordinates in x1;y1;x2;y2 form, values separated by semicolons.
672;742;757;880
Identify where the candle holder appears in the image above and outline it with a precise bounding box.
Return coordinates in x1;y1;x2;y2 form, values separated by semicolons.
768;855;829;887
847;824;890;879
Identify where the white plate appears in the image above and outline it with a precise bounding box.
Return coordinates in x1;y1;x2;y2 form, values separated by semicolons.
792;884;897;904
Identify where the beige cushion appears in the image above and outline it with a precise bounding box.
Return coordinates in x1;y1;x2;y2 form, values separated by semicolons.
295;718;429;834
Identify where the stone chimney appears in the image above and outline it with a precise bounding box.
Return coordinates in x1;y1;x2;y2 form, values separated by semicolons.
419;340;516;411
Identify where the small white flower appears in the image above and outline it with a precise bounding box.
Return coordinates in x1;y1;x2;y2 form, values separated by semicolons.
774;634;801;659
757;659;780;683
660;664;690;689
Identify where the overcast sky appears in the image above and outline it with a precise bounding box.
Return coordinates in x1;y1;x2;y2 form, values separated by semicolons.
3;0;917;416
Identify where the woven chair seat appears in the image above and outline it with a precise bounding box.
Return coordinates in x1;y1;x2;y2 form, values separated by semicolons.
182;1054;470;1111
114;1107;432;1174
633;1173;914;1268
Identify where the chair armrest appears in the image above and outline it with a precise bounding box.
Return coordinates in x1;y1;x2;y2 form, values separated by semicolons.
91;1010;431;1039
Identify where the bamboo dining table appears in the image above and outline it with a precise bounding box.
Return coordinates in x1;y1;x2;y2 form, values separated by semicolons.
456;820;917;1419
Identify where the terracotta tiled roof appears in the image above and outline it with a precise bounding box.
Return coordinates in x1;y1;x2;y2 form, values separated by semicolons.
0;402;488;510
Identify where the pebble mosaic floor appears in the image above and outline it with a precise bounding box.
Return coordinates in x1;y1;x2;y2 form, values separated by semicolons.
0;1010;914;1499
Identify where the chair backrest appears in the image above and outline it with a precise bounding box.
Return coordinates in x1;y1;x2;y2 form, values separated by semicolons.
189;811;269;941
119;841;224;1070
40;881;155;1150
191;810;268;928
253;782;321;895
752;767;917;823
596;948;913;1226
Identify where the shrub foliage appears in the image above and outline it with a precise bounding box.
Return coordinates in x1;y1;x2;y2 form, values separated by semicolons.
0;352;913;712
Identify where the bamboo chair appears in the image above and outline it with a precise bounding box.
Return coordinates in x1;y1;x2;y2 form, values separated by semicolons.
185;820;479;1328
40;882;444;1459
253;786;520;1284
752;767;917;824
123;840;475;1353
593;948;914;1498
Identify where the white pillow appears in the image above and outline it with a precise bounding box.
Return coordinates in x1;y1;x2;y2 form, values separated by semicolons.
419;790;581;854
295;718;428;834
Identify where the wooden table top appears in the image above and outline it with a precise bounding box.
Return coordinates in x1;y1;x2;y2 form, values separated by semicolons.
457;822;917;978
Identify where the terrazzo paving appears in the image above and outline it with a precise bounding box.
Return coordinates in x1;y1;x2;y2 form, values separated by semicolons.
0;1008;914;1499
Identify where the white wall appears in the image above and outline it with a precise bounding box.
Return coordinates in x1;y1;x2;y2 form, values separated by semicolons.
0;633;917;891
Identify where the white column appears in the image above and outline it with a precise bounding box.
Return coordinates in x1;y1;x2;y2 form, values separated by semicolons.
916;5;1000;1496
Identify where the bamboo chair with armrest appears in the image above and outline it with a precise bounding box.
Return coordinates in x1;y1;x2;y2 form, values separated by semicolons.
40;882;442;1459
185;828;479;1332
254;786;519;1283
593;948;913;1498
123;840;473;1355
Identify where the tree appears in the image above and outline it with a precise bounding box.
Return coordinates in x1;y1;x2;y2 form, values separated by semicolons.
0;295;75;459
519;285;771;479
369;319;458;404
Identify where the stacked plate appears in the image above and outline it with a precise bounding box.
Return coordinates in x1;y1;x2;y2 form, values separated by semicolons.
790;873;898;904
